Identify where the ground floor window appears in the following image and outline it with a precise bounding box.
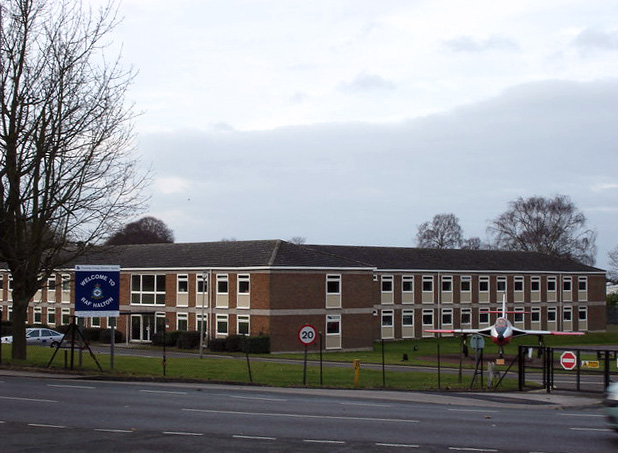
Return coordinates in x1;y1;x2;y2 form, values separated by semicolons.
422;309;434;328
216;314;229;336
61;308;71;325
381;310;394;328
461;308;471;326
547;307;557;322
196;314;208;338
34;307;42;324
237;315;250;335
578;306;587;321
91;317;101;328
563;306;573;322
479;311;490;326
177;312;188;331
402;310;414;327
326;314;341;335
441;308;453;327
47;308;56;326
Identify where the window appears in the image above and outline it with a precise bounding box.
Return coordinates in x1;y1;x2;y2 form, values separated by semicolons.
326;275;341;294
217;274;229;294
479;311;489;325
514;276;524;292
177;274;188;293
531;277;540;292
531;308;541;323
563;306;573;322
548;307;557;322
175;313;187;331
422;276;433;292
563;277;572;292
216;314;229;335
326;314;341;335
461;308;472;325
547;277;557;292
61;308;71;325
34;307;42;324
402;310;414;327
441;308;453;326
0;275;3;292
47;276;56;302
514;308;524;323
47;308;56;325
91;317;101;328
237;315;250;335
461;276;471;292
422;309;434;327
381;310;394;328
7;306;12;321
402;276;414;293
131;274;166;305
197;274;208;307
578;306;588;321
238;274;250;294
496;277;507;294
441;276;453;292
381;275;393;294
478;276;489;293
61;274;71;303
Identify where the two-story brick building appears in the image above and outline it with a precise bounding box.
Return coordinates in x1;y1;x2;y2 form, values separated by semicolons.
0;240;607;352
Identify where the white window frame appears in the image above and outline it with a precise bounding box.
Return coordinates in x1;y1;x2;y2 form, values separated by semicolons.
326;314;341;335
381;309;394;328
326;274;341;295
441;308;453;328
196;273;208;307
496;276;507;294
238;274;250;294
131;274;166;305
237;314;250;335
422;309;434;328
177;312;189;331
217;274;229;294
216;314;229;336
461;308;472;326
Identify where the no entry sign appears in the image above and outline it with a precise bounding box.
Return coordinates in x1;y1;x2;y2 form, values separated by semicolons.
560;351;578;370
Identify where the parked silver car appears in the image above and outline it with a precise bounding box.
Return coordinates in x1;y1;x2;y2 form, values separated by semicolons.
1;328;64;347
606;381;618;432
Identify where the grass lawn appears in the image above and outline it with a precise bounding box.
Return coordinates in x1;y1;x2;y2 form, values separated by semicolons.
1;330;616;391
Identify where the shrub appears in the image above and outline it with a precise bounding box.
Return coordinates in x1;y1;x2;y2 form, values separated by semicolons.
208;338;226;352
177;331;201;349
99;328;124;344
152;330;181;347
81;327;101;342
225;335;244;352
243;335;270;354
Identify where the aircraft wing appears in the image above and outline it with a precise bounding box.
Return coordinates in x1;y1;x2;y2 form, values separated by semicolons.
511;327;585;337
425;328;493;336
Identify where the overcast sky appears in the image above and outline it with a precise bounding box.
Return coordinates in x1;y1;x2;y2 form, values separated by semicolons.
101;0;618;269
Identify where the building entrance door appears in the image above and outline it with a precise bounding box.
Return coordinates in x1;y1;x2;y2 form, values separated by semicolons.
131;314;156;342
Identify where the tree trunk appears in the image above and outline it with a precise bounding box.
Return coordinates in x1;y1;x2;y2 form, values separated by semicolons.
11;298;29;360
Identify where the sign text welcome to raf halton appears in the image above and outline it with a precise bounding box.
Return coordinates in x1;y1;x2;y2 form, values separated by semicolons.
74;265;120;318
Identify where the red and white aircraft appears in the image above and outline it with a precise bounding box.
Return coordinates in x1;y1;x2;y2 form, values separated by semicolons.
426;295;584;357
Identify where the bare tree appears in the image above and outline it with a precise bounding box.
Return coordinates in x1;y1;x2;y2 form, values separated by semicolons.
416;213;463;249
106;217;174;245
609;246;618;282
488;195;596;265
288;236;307;245
0;0;147;359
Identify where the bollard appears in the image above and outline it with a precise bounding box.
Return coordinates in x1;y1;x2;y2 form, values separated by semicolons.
353;359;361;387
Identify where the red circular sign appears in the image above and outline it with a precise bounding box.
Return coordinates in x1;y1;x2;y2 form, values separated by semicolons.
298;324;317;346
560;351;577;370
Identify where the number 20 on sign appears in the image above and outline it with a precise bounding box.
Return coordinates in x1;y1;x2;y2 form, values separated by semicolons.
298;324;317;346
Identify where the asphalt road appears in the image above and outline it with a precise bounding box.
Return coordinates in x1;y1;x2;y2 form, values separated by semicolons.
0;374;617;452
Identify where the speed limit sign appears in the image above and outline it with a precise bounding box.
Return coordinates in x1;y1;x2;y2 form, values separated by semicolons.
298;324;317;346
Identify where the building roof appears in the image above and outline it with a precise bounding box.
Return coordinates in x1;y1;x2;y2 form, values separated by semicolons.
62;240;606;274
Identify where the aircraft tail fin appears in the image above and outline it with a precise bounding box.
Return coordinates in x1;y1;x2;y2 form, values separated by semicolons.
501;293;507;317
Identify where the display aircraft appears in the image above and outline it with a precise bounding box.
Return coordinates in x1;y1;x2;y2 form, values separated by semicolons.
426;295;585;358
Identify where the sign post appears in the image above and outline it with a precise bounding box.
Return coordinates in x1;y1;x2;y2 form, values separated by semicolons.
298;325;317;385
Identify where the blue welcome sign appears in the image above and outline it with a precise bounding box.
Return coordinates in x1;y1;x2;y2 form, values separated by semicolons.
74;265;120;317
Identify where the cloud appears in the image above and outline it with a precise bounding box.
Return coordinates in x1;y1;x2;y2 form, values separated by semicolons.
338;72;396;93
573;28;618;52
154;177;190;194
591;183;618;192
444;35;519;53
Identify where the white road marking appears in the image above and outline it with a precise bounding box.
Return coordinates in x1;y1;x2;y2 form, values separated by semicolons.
183;408;419;423
341;402;390;407
48;384;96;390
448;409;499;413
233;434;277;440
376;442;420;448
163;431;204;436
230;395;286;402
94;428;134;433
28;423;66;429
140;389;188;395
304;439;346;444
559;413;605;418
569;427;613;432
448;448;498;452
0;396;57;403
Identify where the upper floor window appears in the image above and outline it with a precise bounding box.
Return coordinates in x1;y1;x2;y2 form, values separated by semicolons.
131;274;166;305
217;274;229;294
238;274;250;294
441;276;453;292
381;275;393;293
460;276;471;292
177;274;189;294
326;275;341;295
578;277;587;292
422;276;433;292
547;277;557;292
563;276;572;292
530;276;540;292
514;276;524;292
496;276;507;293
478;276;489;293
402;275;414;293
